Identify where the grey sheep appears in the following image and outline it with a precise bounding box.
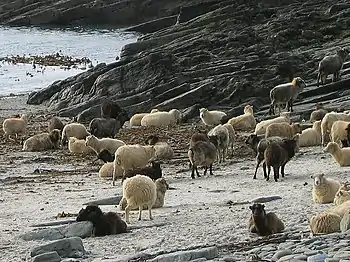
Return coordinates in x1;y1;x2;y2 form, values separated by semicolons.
208;124;229;163
268;77;306;115
89;118;121;138
317;48;349;86
188;141;217;179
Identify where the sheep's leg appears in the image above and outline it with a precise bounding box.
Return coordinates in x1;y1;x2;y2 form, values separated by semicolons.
317;72;321;87
204;166;208;176
273;166;279;182
125;205;131;224
230;143;234;157
138;205;142;221
253;159;262;179
209;164;214;176
266;166;271;181
148;204;153;220
222;148;226;162
281;164;286;178
322;74;327;85
191;165;196;179
289;101;293;113
262;161;267;179
196;166;201;177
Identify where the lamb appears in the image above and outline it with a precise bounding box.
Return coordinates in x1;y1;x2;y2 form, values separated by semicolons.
61;123;90;145
129;109;159;127
22;129;61;152
309;212;341;235
122;161;162;182
311;174;341;204
89;118;121;138
265;122;302;139
223;123;235;155
141;109;181;127
321;112;350;146
68;137;95;155
119;177;169;210
145;135;174;160
309;103;327;123
317;48;349;86
226;105;256;131
113;144;156;186
85;135;125;155
268;77;306;115
122;175;157;223
48;116;64;133
254;112;290;135
298;120;322;147
188;141;217;179
264;138;298;182
98;162;123;180
97;149;115;163
331;120;350;146
199;108;227;126
334;190;350;206
2;114;28;141
323;142;350;166
76;205;127;236
245;133;265;157
248;203;284;236
208;124;229;163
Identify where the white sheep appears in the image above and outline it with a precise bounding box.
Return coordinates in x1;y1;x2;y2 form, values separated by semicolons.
199;108;227;126
334;190;350;205
265;122;302;138
145;136;174;160
328;200;350;218
68;137;95;155
113;144;156;186
226;105;256;131
85;135;125;155
222;123;235;154
330;120;350;146
129;109;159;127
323;142;350;166
311;174;341;204
122;174;157;223
98;162;123;180
321;112;350;146
298;120;322;147
208;124;229;163
2;114;28;141
61;123;90;145
254;112;290;135
309;212;341;235
141;109;181;127
22;129;61;152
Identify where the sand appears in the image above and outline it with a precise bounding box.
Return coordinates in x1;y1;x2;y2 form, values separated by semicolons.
0;95;348;261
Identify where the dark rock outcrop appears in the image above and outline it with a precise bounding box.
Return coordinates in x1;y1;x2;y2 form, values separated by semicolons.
19;0;350;122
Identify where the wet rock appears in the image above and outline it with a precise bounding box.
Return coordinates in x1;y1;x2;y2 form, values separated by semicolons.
32;251;61;262
272;249;293;261
148;246;218;262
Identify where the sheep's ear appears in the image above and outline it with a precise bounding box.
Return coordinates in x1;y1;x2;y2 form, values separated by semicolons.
249;205;253;210
339;191;344;196
320;173;325;177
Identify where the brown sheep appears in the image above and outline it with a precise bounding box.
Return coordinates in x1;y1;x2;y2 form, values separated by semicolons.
248;203;285;236
265;122;302;139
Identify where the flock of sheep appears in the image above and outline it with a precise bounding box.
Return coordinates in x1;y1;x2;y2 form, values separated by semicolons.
2;47;350;237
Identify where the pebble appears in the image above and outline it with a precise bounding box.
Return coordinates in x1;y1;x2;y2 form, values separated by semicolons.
272;249;293;261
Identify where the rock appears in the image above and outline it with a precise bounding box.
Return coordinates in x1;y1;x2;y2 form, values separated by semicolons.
272;249;293;261
340;212;350;233
148;246;218;262
307;253;328;262
31;237;85;258
32;251;61;262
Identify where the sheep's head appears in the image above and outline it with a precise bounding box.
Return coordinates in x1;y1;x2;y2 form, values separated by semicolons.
292;77;306;91
334;190;350;205
145;135;159;145
244;105;254;115
323;142;339;154
21;114;28;122
155;177;169;192
208;135;219;148
117;110;130;127
49;129;61;144
76;205;103;224
97;149;114;163
85;135;96;147
150;108;159;113
337;48;349;60
245;134;259;147
313;120;322;132
199;108;208;118
311;174;325;186
169;109;182;123
249;203;266;218
144;145;157;160
316;102;324;110
292;123;303;134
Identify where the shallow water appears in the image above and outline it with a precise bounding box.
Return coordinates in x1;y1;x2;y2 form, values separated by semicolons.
0;25;138;96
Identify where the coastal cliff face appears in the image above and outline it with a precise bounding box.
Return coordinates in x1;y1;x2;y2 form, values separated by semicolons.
3;0;350;122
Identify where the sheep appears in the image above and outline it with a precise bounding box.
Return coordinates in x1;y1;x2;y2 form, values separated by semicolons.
321;112;350;146
199;108;227;126
265;122;302;139
311;174;341;204
85;135;125;155
330;120;350;147
245;133;265;157
323;142;350;166
2;114;28;141
309;103;328;123
253;136;284;180
141;109;181;127
334;190;350;206
100;100;124;119
89;118;121;138
113;145;156;186
145;135;174;160
98;162;123;180
268;77;306;115
122;174;157;223
226;105;256;131
188;141;217;179
22;129;61;152
208;124;229;163
122;161;162;182
119;177;169;210
264;138;298;182
254;112;290;135
129;109;159;127
248;203;284;236
76;205;127;236
61;123;90;145
97;149;115;163
189;129;210;148
317;48;349;86
328;200;350;218
298;120;322;147
223;123;235;155
309;212;341;235
48;116;64;133
68;137;95;155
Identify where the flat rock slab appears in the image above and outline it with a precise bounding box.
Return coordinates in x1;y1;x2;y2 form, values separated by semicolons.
83;196;122;206
31;237;86;258
149;246;218;262
32;251;61;262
